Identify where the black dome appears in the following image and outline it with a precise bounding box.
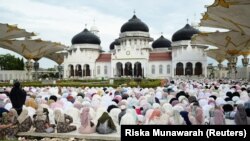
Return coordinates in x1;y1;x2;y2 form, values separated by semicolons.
110;39;120;50
71;28;101;45
152;35;171;48
172;24;200;42
120;15;149;33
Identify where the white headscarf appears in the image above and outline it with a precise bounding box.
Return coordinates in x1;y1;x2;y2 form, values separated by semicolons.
36;108;46;121
54;109;65;123
17;108;29;124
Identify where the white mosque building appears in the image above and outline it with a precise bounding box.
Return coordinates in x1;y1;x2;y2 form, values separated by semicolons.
63;14;208;79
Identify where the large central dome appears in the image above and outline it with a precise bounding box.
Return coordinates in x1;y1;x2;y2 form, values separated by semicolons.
172;24;200;42
71;28;101;45
120;15;149;33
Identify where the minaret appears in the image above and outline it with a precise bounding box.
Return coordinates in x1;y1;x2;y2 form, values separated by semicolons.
90;19;100;38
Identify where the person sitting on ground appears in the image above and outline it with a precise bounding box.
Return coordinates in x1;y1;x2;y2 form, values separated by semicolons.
33;108;54;133
54;109;76;133
17;108;33;132
235;104;248;125
78;107;96;134
1;109;19;139
96;112;116;134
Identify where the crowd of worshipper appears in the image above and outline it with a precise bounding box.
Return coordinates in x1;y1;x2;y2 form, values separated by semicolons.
0;79;250;139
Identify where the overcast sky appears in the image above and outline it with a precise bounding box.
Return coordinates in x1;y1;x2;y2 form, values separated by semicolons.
1;0;235;68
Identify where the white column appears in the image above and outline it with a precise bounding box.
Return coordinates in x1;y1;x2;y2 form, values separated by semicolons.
204;62;207;78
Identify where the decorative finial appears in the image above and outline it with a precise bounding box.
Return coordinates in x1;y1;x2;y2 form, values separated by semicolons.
85;24;87;29
187;18;189;24
133;9;136;15
161;32;163;36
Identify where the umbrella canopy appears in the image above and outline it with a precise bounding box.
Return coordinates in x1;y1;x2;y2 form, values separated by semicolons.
206;49;228;63
192;31;250;56
44;51;65;65
0;39;65;60
200;0;250;36
0;23;35;40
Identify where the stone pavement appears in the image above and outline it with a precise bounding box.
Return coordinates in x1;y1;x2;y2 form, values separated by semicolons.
17;130;120;141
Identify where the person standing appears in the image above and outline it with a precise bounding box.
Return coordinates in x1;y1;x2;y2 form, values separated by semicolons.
9;81;27;115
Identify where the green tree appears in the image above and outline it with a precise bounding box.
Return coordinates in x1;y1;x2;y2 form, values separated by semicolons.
0;54;24;70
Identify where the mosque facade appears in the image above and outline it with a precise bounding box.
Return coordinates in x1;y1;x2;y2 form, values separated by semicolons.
63;14;208;79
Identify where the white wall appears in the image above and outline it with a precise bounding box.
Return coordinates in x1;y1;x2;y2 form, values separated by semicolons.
63;44;101;78
147;61;172;79
0;70;27;81
171;41;207;77
95;62;111;79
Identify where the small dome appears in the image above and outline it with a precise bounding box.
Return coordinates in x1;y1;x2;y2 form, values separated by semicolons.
109;39;120;50
120;15;149;33
152;35;171;48
71;28;101;45
172;24;200;42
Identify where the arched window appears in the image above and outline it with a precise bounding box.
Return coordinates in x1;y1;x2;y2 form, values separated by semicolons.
159;65;163;74
176;62;184;75
104;66;108;75
97;66;100;75
167;65;171;74
185;62;193;75
152;65;155;74
195;62;202;75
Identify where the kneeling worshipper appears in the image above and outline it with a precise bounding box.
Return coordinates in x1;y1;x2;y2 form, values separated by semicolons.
17;108;33;132
235;104;248;125
54;109;77;133
0;109;19;139
96;112;116;134
78;107;96;134
33;108;54;133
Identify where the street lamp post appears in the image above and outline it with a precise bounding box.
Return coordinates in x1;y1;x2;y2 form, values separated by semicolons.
207;64;214;79
33;61;39;81
57;65;63;79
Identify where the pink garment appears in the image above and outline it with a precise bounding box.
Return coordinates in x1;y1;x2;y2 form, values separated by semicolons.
195;107;204;124
149;109;161;121
145;109;153;124
78;107;96;134
114;95;122;102
214;109;225;125
50;102;63;110
74;101;83;110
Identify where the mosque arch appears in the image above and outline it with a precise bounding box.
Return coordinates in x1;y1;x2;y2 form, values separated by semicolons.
116;62;123;77
185;62;193;75
97;65;101;75
159;65;163;74
195;62;202;75
176;62;184;75
134;62;142;77
167;65;171;74
83;64;90;77
75;64;82;77
68;64;74;77
151;65;155;74
125;62;132;76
